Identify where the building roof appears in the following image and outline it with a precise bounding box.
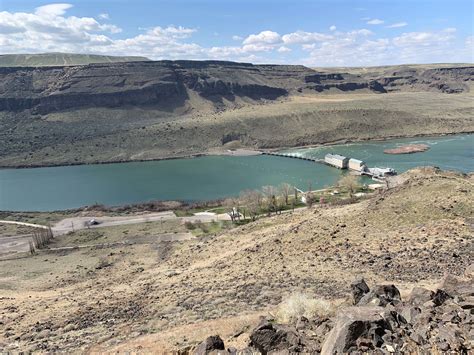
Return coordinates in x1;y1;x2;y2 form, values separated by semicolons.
349;158;365;164
325;153;348;160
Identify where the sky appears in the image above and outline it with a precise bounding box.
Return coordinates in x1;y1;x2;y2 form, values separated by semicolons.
0;0;473;66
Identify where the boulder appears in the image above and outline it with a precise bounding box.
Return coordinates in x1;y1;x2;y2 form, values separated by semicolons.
320;306;393;354
408;287;434;306
357;284;401;307
194;335;225;355
249;320;302;353
398;305;421;323
350;278;370;305
439;274;474;298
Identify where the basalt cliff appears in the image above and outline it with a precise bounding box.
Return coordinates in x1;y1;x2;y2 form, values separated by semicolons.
0;59;473;167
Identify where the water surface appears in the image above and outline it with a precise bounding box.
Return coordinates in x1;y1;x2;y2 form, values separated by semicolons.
0;134;471;211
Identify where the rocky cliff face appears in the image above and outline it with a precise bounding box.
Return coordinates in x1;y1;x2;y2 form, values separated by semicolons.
0;61;472;115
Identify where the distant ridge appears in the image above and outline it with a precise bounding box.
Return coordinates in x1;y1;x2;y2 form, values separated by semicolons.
0;53;150;67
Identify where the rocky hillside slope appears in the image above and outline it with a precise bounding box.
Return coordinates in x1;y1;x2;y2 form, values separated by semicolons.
0;60;473;167
0;168;472;352
193;272;473;354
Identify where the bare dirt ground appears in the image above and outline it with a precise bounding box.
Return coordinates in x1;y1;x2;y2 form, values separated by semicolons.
0;210;232;255
0;168;472;352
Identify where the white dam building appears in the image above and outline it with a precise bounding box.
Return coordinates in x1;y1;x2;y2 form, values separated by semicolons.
324;154;349;169
348;158;367;172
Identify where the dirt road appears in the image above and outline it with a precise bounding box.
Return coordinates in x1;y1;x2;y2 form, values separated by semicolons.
0;211;231;255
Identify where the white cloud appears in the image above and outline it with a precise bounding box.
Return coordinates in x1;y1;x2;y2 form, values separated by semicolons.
35;3;73;17
282;31;332;44
393;28;455;47
277;46;291;53
302;44;316;51
386;22;408;28
0;2;122;55
366;19;384;25
466;35;474;48
243;30;281;45
0;4;470;66
98;13;110;20
348;29;373;36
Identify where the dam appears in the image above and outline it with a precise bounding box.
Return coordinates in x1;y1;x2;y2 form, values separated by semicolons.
262;152;397;180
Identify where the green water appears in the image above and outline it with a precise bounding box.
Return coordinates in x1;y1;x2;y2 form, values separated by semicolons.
0;134;472;211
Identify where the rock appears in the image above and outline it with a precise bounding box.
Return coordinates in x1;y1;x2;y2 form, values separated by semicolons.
249;320;301;353
320;306;393;354
357;284;401;307
398;305;421;323
351;278;370;305
432;289;451;306
464;264;474;278
408;287;434;306
439;274;474;297
63;323;77;332
385;343;396;353
295;316;309;330
35;329;51;340
194;335;225;355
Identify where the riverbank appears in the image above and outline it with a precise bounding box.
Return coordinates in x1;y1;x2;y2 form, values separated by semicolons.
1;131;471;170
1;90;473;169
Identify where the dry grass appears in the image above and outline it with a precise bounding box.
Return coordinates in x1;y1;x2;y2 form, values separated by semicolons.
276;293;343;323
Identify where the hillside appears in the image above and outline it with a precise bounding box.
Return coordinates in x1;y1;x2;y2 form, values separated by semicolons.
0;60;473;167
0;53;149;67
0;168;472;352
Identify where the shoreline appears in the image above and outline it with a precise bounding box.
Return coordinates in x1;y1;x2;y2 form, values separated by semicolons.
0;131;472;170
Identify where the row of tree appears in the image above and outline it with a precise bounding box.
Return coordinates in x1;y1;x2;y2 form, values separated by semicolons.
223;182;297;222
223;174;360;222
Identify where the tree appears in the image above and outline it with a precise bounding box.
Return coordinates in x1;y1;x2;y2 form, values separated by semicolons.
238;191;248;220
224;197;239;222
262;185;277;215
306;181;315;208
279;183;292;205
338;174;359;198
241;190;262;221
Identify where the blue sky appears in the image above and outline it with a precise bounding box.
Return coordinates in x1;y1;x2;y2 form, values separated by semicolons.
1;0;473;66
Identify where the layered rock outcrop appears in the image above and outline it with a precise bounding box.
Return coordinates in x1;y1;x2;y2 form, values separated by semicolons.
0;61;472;115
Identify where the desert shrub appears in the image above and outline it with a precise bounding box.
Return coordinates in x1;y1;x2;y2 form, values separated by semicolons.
195;221;209;233
276;292;339;323
184;221;196;230
95;257;113;270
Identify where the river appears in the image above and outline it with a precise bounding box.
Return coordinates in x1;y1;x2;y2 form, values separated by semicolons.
0;134;472;211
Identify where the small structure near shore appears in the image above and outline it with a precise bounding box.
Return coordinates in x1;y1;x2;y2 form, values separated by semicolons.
384;144;430;155
348;158;367;172
368;167;396;178
325;154;349;169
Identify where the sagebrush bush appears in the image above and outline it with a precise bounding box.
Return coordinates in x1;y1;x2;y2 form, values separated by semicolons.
276;292;338;323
